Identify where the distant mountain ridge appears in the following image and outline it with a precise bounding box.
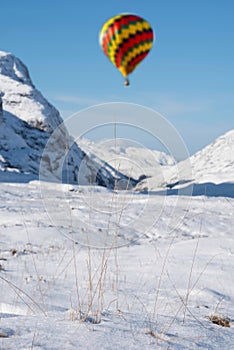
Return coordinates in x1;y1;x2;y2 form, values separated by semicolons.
78;138;176;180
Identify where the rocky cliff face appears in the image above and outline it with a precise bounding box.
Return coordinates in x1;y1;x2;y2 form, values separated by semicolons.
0;51;136;188
0;51;85;183
0;51;62;132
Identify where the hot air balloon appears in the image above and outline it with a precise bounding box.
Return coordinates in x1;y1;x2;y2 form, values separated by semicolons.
99;14;154;86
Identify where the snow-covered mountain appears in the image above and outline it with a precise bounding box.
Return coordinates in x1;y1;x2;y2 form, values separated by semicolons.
0;51;137;188
79;129;234;195
0;51;82;182
0;51;62;132
135;130;234;194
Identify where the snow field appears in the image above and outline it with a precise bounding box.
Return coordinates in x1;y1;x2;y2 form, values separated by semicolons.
0;181;233;349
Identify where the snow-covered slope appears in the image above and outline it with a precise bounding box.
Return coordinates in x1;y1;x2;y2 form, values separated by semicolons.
135;130;234;195
189;129;234;184
0;51;137;188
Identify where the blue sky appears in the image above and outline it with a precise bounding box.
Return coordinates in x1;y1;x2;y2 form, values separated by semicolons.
1;0;233;154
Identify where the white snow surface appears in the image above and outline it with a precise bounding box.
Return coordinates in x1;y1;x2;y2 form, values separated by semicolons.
0;181;234;349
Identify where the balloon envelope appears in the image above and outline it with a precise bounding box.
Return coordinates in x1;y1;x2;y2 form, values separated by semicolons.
100;14;154;84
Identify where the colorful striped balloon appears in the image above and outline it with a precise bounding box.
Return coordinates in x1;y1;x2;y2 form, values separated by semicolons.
99;14;154;86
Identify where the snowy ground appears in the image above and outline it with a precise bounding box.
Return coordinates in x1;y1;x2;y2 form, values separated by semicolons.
0;181;234;349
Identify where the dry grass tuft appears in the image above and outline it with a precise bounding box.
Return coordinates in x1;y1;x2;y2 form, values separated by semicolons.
0;332;9;338
207;314;231;328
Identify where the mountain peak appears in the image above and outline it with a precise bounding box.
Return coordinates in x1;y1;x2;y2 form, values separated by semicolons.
0;50;33;86
0;50;62;132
